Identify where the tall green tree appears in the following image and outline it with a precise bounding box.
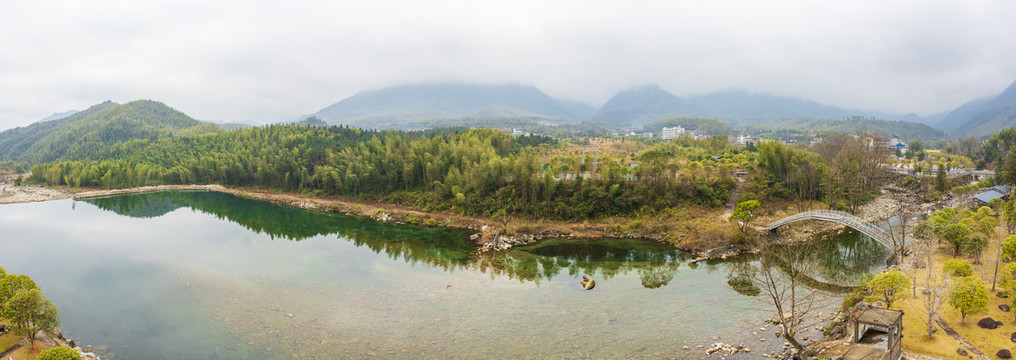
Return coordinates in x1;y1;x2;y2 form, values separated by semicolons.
1002;235;1016;262
1;288;60;345
942;223;972;257
729;200;760;235
948;275;990;324
865;270;911;309
943;259;974;278
0;273;37;303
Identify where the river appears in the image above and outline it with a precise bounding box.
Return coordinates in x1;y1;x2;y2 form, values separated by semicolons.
0;191;889;359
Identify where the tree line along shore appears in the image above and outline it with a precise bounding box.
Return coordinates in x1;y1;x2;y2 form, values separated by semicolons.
8;124;1016;358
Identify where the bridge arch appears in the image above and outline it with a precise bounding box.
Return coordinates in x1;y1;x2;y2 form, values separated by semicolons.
766;210;893;249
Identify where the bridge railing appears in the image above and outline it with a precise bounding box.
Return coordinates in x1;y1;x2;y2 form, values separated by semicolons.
766;210;894;249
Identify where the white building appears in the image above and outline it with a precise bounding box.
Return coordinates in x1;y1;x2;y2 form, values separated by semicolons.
661;126;685;140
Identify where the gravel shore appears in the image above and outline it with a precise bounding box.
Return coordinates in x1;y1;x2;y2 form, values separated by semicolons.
0;183;71;204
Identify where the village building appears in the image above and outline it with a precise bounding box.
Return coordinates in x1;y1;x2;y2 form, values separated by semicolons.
844;307;904;360
661;126;685;140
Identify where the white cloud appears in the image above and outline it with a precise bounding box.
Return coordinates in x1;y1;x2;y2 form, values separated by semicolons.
2;0;1016;129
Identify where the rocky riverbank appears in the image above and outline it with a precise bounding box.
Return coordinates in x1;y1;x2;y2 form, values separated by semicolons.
3;181;932;263
0;183;71;204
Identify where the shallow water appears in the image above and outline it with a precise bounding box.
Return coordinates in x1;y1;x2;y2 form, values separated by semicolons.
0;191;889;359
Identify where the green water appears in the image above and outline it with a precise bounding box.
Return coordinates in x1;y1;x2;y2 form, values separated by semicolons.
0;191;889;359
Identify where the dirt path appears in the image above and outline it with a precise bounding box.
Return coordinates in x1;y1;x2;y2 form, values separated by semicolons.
0;338;27;359
903;350;953;360
721;177;746;219
934;315;990;360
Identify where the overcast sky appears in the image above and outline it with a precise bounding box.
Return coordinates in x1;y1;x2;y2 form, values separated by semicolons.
2;0;1016;130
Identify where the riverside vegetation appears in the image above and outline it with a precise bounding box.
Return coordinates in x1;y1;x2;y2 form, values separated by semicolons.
11;99;1016;358
10;106;908;251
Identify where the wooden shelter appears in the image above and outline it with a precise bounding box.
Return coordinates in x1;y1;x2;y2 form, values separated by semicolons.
843;307;903;360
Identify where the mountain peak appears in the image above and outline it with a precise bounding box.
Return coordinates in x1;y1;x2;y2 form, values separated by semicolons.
311;83;579;128
952;77;1016;138
590;85;699;128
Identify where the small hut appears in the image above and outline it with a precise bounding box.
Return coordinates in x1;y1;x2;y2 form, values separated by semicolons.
843;307;903;360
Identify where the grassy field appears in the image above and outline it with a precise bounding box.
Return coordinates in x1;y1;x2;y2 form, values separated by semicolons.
899;233;1016;359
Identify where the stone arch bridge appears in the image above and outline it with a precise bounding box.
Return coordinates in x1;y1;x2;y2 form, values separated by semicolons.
766;210;893;249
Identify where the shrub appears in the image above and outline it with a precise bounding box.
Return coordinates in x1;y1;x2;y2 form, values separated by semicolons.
944;259;973;278
38;347;81;360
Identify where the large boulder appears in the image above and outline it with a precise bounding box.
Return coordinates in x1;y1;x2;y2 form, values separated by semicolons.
998;349;1012;359
1002;304;1011;312
1011;332;1016;343
979;317;1000;329
1000;291;1010;298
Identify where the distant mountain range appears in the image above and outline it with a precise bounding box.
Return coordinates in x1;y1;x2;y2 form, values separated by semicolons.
309;83;579;129
37;110;79;123
10;78;1016;153
0;100;218;163
305;82;963;139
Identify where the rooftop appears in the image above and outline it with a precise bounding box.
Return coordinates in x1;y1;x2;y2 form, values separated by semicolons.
855;307;903;327
843;344;889;360
970;190;1006;204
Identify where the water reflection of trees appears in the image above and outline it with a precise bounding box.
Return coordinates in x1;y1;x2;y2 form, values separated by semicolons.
805;230;890;285
472;238;688;288
723;229;890;296
85;192;476;270
85;192;889;290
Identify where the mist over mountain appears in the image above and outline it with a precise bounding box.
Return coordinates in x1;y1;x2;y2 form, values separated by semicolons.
310;83;579;129
37;110;79;123
589;84;702;128
555;98;598;121
685;89;854;123
931;97;993;133
952;80;1016;138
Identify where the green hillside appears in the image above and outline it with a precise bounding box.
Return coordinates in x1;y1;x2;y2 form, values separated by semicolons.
748;116;944;141
0;100;219;163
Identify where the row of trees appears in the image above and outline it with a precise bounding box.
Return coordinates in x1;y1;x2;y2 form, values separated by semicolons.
752;133;889;212
27;125;739;220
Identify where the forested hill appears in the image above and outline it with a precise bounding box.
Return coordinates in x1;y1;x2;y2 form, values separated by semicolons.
28;125;740;220
953;79;1016;138
748;116;945;141
0;100;219;163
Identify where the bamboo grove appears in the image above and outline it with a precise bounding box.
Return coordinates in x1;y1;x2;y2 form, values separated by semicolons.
28;125;739;220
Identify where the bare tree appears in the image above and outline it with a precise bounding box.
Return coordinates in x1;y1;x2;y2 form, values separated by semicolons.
918;238;949;340
736;235;832;355
886;201;915;265
815;133;890;213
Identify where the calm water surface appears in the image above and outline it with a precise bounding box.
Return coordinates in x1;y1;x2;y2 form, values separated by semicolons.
0;191;889;359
